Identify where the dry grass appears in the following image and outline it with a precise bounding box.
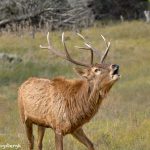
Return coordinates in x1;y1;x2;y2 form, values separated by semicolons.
0;21;150;150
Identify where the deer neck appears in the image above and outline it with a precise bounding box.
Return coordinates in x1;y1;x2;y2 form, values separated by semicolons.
87;79;111;113
62;79;110;130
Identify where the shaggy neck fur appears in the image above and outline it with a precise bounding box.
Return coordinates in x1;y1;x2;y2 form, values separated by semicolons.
54;77;112;131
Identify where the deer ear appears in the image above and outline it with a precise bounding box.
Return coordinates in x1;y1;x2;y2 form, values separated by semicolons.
73;67;88;78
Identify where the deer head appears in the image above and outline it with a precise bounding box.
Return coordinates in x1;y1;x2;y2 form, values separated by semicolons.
40;32;120;94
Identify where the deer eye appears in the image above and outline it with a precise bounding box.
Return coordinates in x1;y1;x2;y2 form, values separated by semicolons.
94;69;99;72
94;68;101;75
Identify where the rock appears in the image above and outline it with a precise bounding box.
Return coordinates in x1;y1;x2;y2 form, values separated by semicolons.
0;53;22;63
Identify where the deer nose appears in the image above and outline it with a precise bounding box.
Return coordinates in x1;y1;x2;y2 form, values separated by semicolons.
111;64;119;70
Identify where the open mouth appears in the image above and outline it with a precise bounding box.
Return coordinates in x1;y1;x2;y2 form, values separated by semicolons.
112;67;119;75
111;66;120;80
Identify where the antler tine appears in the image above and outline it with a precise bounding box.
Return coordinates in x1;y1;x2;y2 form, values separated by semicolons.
76;33;97;64
40;32;90;67
62;32;70;58
100;35;111;63
40;32;66;59
75;46;91;50
76;33;86;41
47;32;50;46
61;32;90;67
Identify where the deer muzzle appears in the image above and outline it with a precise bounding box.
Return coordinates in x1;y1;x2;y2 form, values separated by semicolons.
110;64;120;80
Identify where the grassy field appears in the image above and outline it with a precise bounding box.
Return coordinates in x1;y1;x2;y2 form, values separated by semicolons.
0;21;150;150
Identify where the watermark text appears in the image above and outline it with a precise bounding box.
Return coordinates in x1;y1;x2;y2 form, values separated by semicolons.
0;143;21;149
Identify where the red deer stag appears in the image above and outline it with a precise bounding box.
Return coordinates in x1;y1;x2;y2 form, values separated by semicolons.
18;32;120;150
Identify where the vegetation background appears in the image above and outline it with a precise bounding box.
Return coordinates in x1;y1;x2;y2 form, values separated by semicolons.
0;0;150;150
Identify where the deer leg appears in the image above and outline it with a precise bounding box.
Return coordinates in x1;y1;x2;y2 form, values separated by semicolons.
25;121;34;150
72;128;95;150
37;126;45;150
55;131;63;150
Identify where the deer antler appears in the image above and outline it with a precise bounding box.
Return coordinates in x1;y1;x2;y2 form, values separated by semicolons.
40;32;110;66
100;35;110;63
75;33;101;64
40;32;90;67
75;33;110;64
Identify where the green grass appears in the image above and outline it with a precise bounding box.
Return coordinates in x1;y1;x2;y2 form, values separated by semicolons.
0;21;150;150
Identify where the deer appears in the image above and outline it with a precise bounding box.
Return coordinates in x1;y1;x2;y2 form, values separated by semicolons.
18;32;120;150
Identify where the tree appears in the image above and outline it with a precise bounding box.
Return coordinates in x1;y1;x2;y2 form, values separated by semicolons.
0;0;94;30
90;0;148;20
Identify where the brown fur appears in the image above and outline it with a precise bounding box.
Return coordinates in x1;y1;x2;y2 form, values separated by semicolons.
18;64;120;150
